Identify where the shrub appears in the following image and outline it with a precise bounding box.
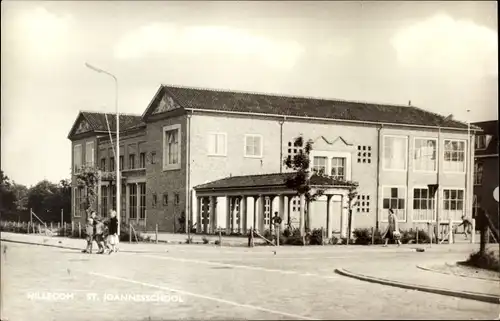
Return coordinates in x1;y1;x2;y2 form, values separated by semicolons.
214;240;220;245
185;236;193;244
464;250;500;272
308;228;323;245
284;234;304;246
118;223;147;242
202;236;209;244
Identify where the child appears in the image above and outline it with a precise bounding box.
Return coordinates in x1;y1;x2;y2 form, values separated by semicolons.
105;210;119;254
82;217;94;254
456;215;473;239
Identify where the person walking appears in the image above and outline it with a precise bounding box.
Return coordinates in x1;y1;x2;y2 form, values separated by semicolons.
272;212;282;245
456;214;473;240
105;210;119;254
383;208;401;247
82;217;95;254
94;216;106;254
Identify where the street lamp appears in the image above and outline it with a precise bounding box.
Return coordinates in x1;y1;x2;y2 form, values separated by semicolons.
466;109;471;220
85;62;120;236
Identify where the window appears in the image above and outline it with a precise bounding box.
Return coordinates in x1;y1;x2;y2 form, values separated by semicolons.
287;139;304;163
110;157;115;172
443;189;464;221
151;152;157;164
244;134;263;158
163;194;168;206
74;187;85;217
383;136;407;171
475;135;489;150
139;153;146;168
152;194;157;208
472;194;481;219
356;195;370;213
73;144;82;172
174;193;180;206
331;157;346;180
139;183;146;219
163;124;181;170
129;184;137;219
357;146;372;164
412;188;435;221
121;184;126;220
264;197;271;227
101;186;108;217
100;158;106;171
111;185;116;211
208;133;227;156
129;154;135;169
312;156;327;175
382;187;406;221
85;142;95;166
119;156;124;170
414;138;437;171
474;162;483;185
443;140;465;172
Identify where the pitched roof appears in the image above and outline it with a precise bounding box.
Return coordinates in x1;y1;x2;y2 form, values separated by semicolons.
81;111;145;132
473;120;498;156
194;172;355;191
68;111;145;139
155;85;473;130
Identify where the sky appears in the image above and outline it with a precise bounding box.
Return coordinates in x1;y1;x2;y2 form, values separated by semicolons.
1;1;498;186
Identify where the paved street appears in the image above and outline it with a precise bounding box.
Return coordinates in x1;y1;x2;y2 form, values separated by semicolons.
1;236;498;321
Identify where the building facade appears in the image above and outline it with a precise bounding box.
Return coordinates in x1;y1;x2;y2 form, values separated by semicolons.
472;120;499;231
68;85;479;236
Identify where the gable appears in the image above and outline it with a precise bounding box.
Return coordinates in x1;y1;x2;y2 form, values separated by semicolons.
75;118;92;135
151;92;182;115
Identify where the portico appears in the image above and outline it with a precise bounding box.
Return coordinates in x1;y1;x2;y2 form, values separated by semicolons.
193;173;356;238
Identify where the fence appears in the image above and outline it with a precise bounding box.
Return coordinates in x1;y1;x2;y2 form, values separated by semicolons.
0;220;85;238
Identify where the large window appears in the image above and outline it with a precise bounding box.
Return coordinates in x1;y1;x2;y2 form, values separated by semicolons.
110;157;115;172
100;158;106;171
139;183;146;219
412;188;435;221
121;184;126;221
111;185;116;211
312;156;327;175
474;162;483;185
443;189;464;221
472;194;481;219
244;134;263;158
119;156;124;170
287;139;304;164
331;157;346;180
139;153;146;168
382;187;406;221
443;140;465;172
475;135;488;150
129;184;137;219
129;154;136;170
101;186;108;217
264;197;271;228
383;136;407;171
208;133;227;156
163;125;181;170
85;142;95;166
73;144;82;172
74;187;85;217
414;138;437;171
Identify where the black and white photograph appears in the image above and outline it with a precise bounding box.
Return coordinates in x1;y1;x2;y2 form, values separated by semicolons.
1;1;498;320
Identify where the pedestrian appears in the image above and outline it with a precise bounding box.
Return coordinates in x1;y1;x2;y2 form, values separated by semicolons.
456;215;473;240
272;212;282;245
382;208;401;247
82;217;94;254
93;214;106;254
105;209;119;254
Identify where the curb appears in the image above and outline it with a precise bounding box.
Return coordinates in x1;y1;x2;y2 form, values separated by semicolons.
417;264;500;282
334;268;500;304
1;239;81;251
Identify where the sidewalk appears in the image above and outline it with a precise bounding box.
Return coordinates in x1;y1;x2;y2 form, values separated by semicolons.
336;260;500;304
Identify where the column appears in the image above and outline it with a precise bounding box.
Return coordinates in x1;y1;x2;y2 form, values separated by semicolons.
259;195;265;232
196;197;202;233
326;195;332;241
136;182;140;223
203;197;208;233
210;196;216;234
225;196;231;234
287;196;293;228
241;196;247;233
97;178;102;216
306;198;311;232
278;194;285;223
299;194;305;235
252;196;258;230
232;198;237;233
340;194;346;238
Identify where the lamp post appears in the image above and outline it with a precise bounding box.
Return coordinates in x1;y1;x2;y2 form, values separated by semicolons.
85;62;120;236
466;109;471;220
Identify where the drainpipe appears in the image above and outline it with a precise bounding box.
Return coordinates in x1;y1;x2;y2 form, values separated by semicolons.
185;111;192;235
279;117;286;173
375;124;383;230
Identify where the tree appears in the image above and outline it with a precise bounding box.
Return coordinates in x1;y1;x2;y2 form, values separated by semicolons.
0;171;16;216
74;164;100;218
283;136;358;236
